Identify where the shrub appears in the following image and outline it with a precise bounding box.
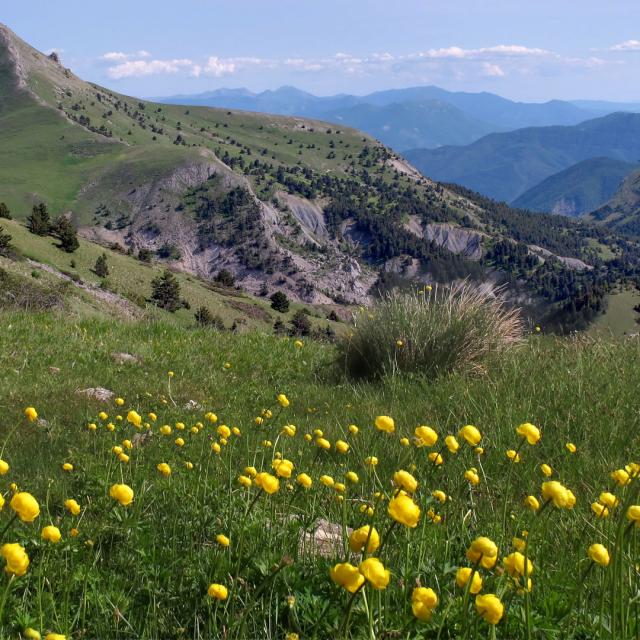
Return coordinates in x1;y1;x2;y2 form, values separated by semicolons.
270;291;290;313
0;225;12;257
0;202;11;219
0;268;65;310
214;269;235;287
194;306;225;330
150;270;182;312
338;283;524;380
26;203;51;236
94;254;109;278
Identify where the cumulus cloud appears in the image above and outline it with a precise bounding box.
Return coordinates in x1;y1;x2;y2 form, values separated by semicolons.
611;39;640;51
107;58;194;79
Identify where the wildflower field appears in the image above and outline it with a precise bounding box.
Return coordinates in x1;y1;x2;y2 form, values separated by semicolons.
1;312;640;639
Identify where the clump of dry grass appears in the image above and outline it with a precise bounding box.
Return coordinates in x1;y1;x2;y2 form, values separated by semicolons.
339;282;524;380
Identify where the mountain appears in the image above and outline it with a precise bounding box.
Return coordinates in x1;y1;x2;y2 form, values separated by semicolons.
590;169;640;237
155;85;610;151
404;113;640;203
2;23;640;333
323;101;498;150
512;158;639;216
570;100;640;114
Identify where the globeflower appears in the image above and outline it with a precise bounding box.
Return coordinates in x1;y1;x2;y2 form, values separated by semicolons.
588;543;610;567
216;534;230;547
238;475;252;488
359;557;390;590
565;442;577;453
24;407;38;422
365;456;379;467
335;440;350;454
393;470;418;494
524;495;540;512
316;437;331;450
445;435;459;453
611;469;630;486
41;525;62;544
1;542;29;576
346;471;359;484
432;490;447;504
456;567;482;594
414;425;438;447
464;468;480;485
459;425;481;446
475;594;504;625
330;562;365;593
349;525;380;554
540;464;553;477
541;481;572;508
64;499;81;516
388;492;420;528
127;410;142;427
599;492;619;509
591;502;610;519
506;450;521;463
503;552;533;578
296;473;312;489
10;492;40;522
273;459;294;478
0;460;8;475
255;472;280;494
157;463;171;477
277;394;290;408
516;422;540;445
375;416;395;433
411;587;438;621
207;583;228;600
466;537;498;569
217;425;231;439
429;452;444;466
626;505;640;526
320;475;335;488
110;484;134;506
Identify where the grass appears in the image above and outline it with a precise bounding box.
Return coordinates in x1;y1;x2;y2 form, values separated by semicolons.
590;287;640;336
0;311;639;638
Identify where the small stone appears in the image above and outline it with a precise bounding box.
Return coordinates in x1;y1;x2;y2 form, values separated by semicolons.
76;387;115;402
184;400;202;411
111;352;141;365
49;366;61;374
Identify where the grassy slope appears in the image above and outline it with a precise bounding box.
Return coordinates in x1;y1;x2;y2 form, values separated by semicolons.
0;217;341;331
0;312;639;637
590;287;640;336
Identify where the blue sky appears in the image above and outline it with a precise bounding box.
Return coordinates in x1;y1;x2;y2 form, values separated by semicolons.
3;0;640;101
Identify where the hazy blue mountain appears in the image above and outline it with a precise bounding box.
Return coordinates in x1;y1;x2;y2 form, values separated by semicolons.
153;85;618;150
590;169;640;237
404;113;640;203
324;100;499;150
570;100;640;114
512;158;638;216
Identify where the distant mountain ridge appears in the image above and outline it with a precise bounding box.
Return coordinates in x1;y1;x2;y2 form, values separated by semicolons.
404;113;640;203
153;85;623;151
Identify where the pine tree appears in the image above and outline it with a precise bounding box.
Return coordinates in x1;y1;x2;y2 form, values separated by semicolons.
94;254;109;278
270;291;290;313
0;225;12;256
52;216;79;253
0;202;11;219
26;203;51;236
151;270;182;312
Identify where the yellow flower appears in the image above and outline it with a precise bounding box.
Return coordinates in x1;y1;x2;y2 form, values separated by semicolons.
540;464;552;477
115;397;124;406
335;440;350;454
127;410;142;427
217;425;231;439
168;371;174;378
414;425;438;447
388;492;420;528
396;339;403;347
294;339;303;348
591;502;610;519
24;407;38;422
255;472;280;494
160;425;172;436
516;422;540;445
393;470;418;494
320;475;335;488
432;490;447;504
541;481;572;508
349;526;380;554
98;411;108;421
399;437;410;447
1;542;29;576
0;460;9;475
459;425;481;446
41;525;62;544
316;437;331;450
456;567;483;594
64;499;81;516
506;449;521;463
24;628;41;640
273;459;294;479
294;473;312;489
588;543;610;567
365;456;379;467
205;412;218;424
348;424;359;435
599;492;618;508
216;534;230;547
44;634;66;640
503;552;533;578
464;468;480;485
122;439;133;450
445;435;459;453
359;557;390;590
475;594;504;625
466;537;498;569
245;466;258;478
330;562;365;593
157;463;171;477
110;484;134;506
175;437;185;447
626;505;640;526
565;442;577;453
211;442;221;454
611;469;630;486
346;471;359;484
411;587;438;622
282;424;296;437
524;495;540;511
10;492;40;522
207;583;228;600
277;394;290;408
87;423;97;431
429;452;444;466
375;415;395;433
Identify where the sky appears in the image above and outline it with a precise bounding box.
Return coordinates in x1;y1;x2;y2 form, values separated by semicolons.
2;0;640;102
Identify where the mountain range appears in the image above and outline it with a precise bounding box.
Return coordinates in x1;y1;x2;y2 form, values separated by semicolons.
154;85;640;152
2;23;640;332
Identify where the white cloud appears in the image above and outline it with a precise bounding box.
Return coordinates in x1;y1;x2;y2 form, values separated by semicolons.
107;58;193;79
101;51;129;62
201;56;237;76
482;62;506;77
611;39;640;51
411;44;550;60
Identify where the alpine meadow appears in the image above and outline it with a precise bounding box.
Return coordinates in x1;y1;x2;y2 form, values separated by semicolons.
1;4;640;640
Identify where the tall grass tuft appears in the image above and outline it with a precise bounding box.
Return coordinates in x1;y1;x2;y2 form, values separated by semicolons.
339;282;524;380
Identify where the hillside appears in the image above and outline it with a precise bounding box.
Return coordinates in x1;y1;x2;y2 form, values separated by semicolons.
512;158;638;217
2;23;640;333
156;85;602;151
404;113;640;203
590;168;640;237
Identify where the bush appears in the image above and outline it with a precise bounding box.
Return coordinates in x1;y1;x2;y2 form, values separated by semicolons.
194;306;226;330
270;291;290;313
0;202;11;219
0;225;12;257
214;269;235;287
0;268;65;310
150;270;182;312
338;283;524;380
26;203;51;236
94;254;109;278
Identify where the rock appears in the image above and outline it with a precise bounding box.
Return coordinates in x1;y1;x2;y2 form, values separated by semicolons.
111;352;141;365
184;400;202;411
76;387;115;402
49;366;61;374
132;431;153;447
299;519;351;558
